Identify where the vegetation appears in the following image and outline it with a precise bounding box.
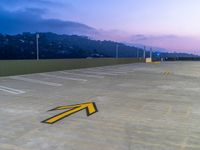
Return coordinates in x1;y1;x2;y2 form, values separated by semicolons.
0;32;197;60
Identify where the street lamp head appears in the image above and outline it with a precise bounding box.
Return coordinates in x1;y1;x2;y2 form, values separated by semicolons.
36;34;40;39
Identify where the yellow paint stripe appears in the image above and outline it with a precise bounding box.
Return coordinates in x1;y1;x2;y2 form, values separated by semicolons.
45;107;84;124
52;102;94;110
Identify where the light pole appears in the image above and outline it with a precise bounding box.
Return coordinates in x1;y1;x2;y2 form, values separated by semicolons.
137;48;139;59
143;46;146;59
36;33;40;60
116;44;119;59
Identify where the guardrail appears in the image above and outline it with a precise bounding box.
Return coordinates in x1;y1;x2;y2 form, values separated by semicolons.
0;58;144;77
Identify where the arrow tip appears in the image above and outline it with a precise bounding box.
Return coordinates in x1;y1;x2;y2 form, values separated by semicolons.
86;102;98;116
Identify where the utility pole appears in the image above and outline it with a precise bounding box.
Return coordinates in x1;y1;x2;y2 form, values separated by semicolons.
36;33;40;60
137;48;139;58
116;44;119;59
143;46;146;59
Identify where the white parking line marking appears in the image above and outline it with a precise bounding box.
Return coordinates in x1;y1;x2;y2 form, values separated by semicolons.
0;85;26;94
60;71;105;79
81;71;119;76
93;69;128;74
39;73;88;82
10;76;62;87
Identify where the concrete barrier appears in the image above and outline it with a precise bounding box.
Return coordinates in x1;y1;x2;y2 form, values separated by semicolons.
0;58;144;77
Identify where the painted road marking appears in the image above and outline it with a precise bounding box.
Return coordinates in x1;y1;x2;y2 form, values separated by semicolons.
163;71;172;76
39;73;88;82
82;71;119;76
59;71;105;79
87;69;128;74
0;85;26;94
147;61;161;64
10;76;62;87
105;70;128;74
42;102;98;124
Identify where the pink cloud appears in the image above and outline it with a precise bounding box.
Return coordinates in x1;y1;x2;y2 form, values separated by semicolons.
91;29;200;54
128;35;200;53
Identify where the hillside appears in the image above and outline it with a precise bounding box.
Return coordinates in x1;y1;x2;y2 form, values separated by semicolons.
0;32;144;59
0;32;197;60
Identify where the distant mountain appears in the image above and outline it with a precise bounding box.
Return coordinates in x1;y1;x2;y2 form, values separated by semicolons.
0;32;143;60
0;8;97;36
37;20;97;36
0;32;198;60
0;18;96;36
123;43;168;52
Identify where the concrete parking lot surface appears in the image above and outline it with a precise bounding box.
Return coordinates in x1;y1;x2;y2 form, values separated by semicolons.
0;61;200;150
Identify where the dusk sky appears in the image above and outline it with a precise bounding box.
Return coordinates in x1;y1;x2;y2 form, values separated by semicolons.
1;0;200;54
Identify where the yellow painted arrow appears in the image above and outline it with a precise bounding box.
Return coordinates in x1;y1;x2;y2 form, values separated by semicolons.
42;102;98;124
